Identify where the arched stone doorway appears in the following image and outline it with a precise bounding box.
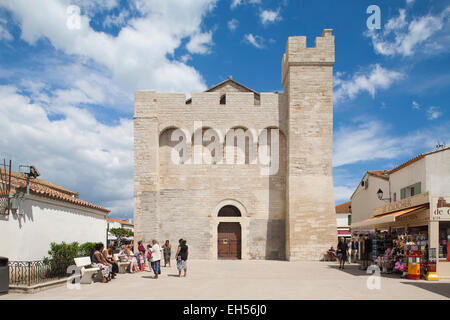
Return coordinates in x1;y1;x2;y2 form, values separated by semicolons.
211;200;247;260
217;205;242;259
218;222;242;259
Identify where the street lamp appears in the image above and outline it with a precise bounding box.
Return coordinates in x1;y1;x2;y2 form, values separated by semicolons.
377;188;391;202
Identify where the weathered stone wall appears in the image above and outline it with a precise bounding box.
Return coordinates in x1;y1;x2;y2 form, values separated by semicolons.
283;30;337;260
134;89;287;259
134;29;337;260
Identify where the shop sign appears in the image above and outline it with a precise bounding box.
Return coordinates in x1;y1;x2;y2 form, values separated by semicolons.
396;209;428;224
430;196;450;221
374;192;429;216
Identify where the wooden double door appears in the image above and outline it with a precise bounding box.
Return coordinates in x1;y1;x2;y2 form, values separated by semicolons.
218;222;241;259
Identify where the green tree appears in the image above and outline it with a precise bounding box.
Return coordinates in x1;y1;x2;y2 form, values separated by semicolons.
109;227;133;238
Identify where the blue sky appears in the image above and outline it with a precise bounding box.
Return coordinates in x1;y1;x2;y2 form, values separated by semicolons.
0;0;449;219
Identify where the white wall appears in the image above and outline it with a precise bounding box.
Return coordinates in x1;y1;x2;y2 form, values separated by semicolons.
107;221;122;229
390;158;426;199
122;225;134;231
0;195;108;261
336;213;350;228
351;174;389;223
426;149;450;197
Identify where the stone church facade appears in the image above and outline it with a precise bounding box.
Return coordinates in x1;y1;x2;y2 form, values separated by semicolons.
134;29;337;260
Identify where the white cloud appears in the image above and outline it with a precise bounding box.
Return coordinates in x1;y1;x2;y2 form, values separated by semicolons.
72;0;120;16
0;0;220;219
227;18;238;31
244;33;264;49
0;0;217;94
427;106;442;120
334;185;356;203
260;9;281;25
0;17;12;40
230;0;260;9
334;64;404;103
230;0;241;9
333;118;450;200
365;7;450;57
186;31;213;54
0;24;12;40
411;101;443;121
180;54;192;63
102;9;130;28
0;85;133;218
333;119;450;167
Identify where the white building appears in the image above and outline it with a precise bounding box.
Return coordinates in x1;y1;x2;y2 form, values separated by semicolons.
0;169;110;261
335;201;351;239
106;217;134;231
350;170;390;224
351;147;450;278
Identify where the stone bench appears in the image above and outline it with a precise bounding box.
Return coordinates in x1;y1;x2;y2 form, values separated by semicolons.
114;254;130;274
74;257;101;284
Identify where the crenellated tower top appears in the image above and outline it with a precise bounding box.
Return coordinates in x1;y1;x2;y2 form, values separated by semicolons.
281;29;335;87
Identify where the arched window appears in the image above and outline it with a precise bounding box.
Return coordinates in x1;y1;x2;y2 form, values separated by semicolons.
258;127;286;176
159;127;188;165
218;205;241;217
191;127;221;164
224;126;255;164
220;94;226;105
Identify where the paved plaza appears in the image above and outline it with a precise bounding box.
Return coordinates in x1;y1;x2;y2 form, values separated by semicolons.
2;260;450;300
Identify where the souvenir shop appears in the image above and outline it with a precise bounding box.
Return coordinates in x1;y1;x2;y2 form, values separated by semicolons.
352;197;450;280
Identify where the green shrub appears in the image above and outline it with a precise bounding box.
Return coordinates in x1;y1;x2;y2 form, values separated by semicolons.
43;241;80;278
79;242;96;257
43;241;106;277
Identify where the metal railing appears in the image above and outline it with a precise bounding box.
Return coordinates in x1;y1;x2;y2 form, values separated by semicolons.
8;260;68;286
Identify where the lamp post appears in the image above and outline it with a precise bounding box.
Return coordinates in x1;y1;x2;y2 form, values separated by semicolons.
377;188;391;202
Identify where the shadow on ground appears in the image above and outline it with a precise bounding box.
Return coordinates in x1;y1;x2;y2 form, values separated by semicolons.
401;282;450;298
326;264;405;279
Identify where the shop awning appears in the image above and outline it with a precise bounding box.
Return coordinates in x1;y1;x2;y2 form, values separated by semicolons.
337;230;351;235
351;205;428;229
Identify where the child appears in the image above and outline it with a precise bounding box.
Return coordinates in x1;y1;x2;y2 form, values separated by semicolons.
139;252;145;271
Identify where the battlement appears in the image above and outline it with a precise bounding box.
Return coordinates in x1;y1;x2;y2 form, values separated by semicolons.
135;91;283;116
281;29;334;86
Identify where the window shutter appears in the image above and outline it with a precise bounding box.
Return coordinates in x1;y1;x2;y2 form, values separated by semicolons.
348;215;351;226
400;188;406;199
414;182;421;195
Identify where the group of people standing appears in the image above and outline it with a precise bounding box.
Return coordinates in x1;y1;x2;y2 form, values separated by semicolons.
130;238;189;279
89;238;189;283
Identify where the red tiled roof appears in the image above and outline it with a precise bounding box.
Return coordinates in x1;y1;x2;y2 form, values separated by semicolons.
389;147;450;174
1;169;110;213
106;217;133;226
335;201;351;213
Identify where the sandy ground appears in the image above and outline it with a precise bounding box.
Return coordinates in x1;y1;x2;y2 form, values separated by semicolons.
2;260;450;300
